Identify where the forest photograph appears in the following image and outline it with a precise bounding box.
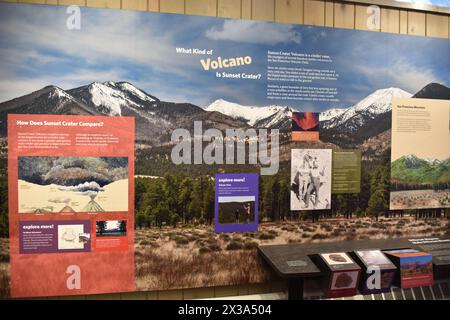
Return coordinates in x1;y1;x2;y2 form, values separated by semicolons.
0;2;449;297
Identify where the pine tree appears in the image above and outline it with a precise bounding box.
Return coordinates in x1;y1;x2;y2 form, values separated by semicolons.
178;178;193;224
202;181;215;224
279;180;290;221
151;203;170;228
367;189;386;221
272;179;280;221
163;174;179;214
136;211;147;229
263;179;274;222
119;220;127;235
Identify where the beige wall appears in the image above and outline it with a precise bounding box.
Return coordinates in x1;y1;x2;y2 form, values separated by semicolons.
1;0;448;38
1;0;449;300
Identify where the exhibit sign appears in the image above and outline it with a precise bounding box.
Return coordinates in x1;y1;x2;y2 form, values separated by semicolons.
332;150;361;194
390;98;450;210
7;114;135;298
0;2;449;298
215;173;259;233
291;149;332;210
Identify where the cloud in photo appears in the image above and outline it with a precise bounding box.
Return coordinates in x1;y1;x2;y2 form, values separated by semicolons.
0;8;180;72
205;20;301;45
0;10;193;100
355;61;443;95
0;3;449;111
0;67;126;102
395;0;432;3
394;0;450;7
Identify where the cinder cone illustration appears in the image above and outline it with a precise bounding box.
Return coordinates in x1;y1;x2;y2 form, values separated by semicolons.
33;208;52;213
82;194;104;212
59;205;76;213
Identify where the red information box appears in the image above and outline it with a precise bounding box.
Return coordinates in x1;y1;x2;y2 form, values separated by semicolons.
316;252;361;298
383;249;433;289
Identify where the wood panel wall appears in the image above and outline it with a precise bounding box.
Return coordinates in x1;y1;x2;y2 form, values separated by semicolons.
1;0;449;300
2;0;448;38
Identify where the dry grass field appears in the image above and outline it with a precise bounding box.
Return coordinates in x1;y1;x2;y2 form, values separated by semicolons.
390;190;450;210
0;216;449;297
133;216;450;291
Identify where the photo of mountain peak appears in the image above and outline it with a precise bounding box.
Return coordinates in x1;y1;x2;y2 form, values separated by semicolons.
0;81;248;144
390;154;450;209
0;4;450;298
392;154;450;184
1;81;448;147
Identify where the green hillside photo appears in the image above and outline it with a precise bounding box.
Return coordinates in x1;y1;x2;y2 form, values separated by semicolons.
391;154;450;190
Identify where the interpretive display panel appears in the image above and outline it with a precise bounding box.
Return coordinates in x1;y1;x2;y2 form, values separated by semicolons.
390;98;450;210
0;2;449;298
215;173;259;233
7;114;135;298
332;150;361;194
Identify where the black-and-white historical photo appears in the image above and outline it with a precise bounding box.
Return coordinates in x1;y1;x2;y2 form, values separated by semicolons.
291;149;332;210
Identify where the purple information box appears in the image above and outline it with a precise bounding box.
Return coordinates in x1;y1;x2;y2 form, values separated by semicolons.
214;173;259;233
19;220;91;254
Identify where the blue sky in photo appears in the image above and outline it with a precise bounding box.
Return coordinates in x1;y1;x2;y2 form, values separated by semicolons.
401;255;433;267
0;2;449;111
395;0;450;7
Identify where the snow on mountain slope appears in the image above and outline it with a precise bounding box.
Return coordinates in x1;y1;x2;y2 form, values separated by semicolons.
323;87;411;129
424;157;442;165
113;82;156;103
205;99;293;127
0;80;249;142
256;106;292;128
206;88;410;130
319;108;346;122
352;87;410;114
88;82;133;115
48;87;72;100
69;81;158;116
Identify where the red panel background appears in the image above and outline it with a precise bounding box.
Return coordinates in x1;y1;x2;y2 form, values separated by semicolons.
8;114;135;298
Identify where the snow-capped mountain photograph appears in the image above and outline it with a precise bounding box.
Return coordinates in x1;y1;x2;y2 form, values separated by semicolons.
1;3;449;119
0;2;450;297
0;3;449;181
205;99;294;129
